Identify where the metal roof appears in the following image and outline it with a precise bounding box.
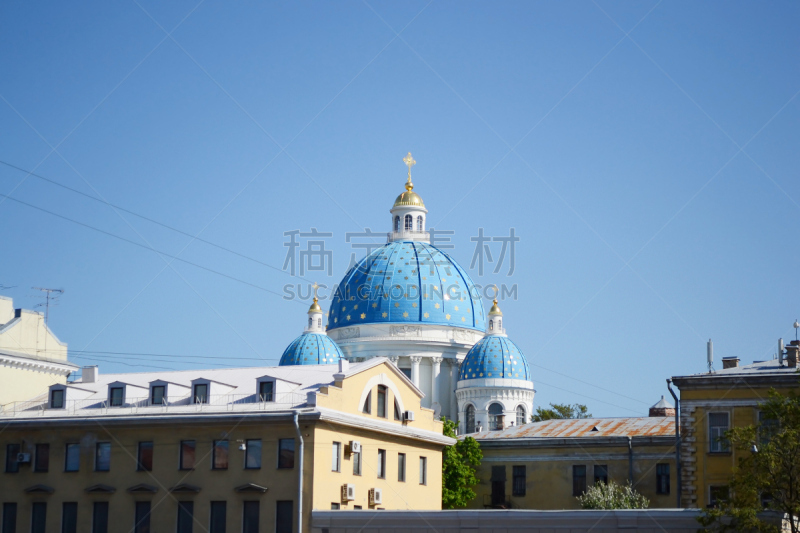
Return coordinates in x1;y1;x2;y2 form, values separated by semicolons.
474;416;675;440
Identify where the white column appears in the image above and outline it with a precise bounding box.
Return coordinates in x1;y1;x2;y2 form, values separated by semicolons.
449;359;460;422
409;356;422;388
430;357;442;408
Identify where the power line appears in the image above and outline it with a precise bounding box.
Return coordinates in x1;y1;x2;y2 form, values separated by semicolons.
0;160;316;284
530;362;650;406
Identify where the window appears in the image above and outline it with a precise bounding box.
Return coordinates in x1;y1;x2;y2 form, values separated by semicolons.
394;216;400;232
150;386;165;405
276;501;292;533
394;399;402;421
193;384;208;404
95;442;110;472
61;502;77;533
377;386;387;418
5;443;20;473
259;381;273;402
2;503;17;533
31;502;46;533
404;214;412;231
594;464;608;485
398;453;406;482
488;403;504;431
466;405;476;434
34;443;49;472
656;464;670;495
92;502;108;533
489;319;494;331
330;503;340;510
51;389;64;409
136;442;153;471
278;439;295;469
331;442;341;472
212;440;228;470
709;485;729;508
209;502;226;533
180;440;195;470
362;391;371;414
419;456;427;485
245;440;261;469
133;501;150;533
352;448;362;476
177;501;193;533
709;412;730;453
491;466;506;505
758;410;779;445
308;317;312;328
516;406;526;427
242;501;259;533
416;215;423;232
573;465;587;496
512;465;526;496
353;505;362;510
109;387;124;407
377;449;386;479
64;443;80;472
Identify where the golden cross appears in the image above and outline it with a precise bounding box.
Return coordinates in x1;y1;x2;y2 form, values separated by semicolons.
490;284;499;301
312;282;319;301
403;152;416;180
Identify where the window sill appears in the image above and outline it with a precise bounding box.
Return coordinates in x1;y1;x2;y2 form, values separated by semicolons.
707;452;732;456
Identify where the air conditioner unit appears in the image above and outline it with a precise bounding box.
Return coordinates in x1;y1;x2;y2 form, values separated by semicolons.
341;483;355;502
369;487;383;506
349;441;362;454
404;410;415;422
16;453;31;463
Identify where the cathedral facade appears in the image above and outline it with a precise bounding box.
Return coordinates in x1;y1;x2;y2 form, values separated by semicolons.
279;153;534;435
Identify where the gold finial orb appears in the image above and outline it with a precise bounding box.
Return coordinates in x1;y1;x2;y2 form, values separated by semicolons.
308;282;322;313
488;285;502;316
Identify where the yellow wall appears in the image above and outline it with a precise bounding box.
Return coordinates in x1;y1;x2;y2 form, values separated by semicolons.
0;366;67;407
467;441;676;510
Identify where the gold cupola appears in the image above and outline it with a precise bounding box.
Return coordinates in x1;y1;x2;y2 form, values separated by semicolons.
393;152;425;207
488;298;503;316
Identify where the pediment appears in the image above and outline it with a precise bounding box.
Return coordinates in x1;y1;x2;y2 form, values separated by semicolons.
170;483;201;493
25;484;54;494
85;484;116;494
127;483;158;493
234;483;268;493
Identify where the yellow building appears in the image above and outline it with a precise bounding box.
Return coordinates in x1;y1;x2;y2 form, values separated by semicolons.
671;342;800;509
466;413;677;510
0;357;452;533
0;296;76;407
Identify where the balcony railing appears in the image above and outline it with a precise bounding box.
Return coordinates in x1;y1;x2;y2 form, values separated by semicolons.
387;231;430;242
0;392;308;418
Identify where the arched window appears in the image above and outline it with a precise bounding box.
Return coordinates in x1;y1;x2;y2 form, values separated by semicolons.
394;216;400;232
466;404;476;434
362;391;372;414
394;398;402;421
404;214;413;231
416;215;423;232
308;318;312;328
317;318;321;327
377;385;387;418
516;405;526;427
489;320;494;331
497;318;502;330
488;403;504;431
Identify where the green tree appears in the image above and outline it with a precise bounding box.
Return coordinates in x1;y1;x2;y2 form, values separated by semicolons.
699;387;800;533
577;480;650;509
531;402;592;422
441;417;483;508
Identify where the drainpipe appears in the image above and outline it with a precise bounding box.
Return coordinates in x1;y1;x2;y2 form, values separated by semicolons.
667;379;681;508
627;436;633;486
293;412;304;533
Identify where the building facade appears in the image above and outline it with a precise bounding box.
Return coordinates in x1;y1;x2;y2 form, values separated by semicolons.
0;296;76;407
671;343;800;508
0;358;452;533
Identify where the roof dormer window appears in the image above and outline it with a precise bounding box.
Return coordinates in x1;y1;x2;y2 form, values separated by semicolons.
109;386;124;407
193;383;208;404
151;385;165;405
258;381;274;402
50;388;64;409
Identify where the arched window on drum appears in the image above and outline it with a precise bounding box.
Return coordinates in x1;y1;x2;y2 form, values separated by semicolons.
516;405;526;427
488;403;504;431
394;216;400;232
404;214;413;231
416;215;423;232
465;404;476;434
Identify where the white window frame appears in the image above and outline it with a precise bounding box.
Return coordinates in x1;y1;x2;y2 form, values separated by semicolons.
331;442;341;472
708;411;731;453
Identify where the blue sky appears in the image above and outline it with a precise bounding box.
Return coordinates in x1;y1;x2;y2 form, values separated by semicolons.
1;1;798;417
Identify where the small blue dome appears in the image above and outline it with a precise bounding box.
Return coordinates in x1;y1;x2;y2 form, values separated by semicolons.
459;335;531;381
279;333;343;366
328;241;485;331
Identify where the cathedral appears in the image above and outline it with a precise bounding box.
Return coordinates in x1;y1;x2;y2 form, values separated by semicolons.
278;153;534;435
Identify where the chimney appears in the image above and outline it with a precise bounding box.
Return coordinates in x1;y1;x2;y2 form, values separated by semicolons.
787;341;799;369
82;365;99;383
649;395;676;417
721;357;740;370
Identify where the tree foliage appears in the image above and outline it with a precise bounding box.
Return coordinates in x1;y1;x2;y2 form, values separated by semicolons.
699;387;800;533
441;417;483;508
531;402;592;422
577;480;650;509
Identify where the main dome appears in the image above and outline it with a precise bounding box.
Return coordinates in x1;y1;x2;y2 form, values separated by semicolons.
328;240;485;331
279;333;344;366
458;335;531;381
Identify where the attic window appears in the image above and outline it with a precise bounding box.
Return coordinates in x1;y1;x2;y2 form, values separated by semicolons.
258;381;274;402
151;385;165;405
362;391;372;414
109;387;124;407
193;384;208;404
591;426;599;432
50;389;64;409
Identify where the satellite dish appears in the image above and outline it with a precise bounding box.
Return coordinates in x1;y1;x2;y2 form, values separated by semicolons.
432;402;442;418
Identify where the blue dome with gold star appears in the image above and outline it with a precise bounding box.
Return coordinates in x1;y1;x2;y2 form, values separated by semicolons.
458;335;531;381
327;240;486;331
279;333;344;366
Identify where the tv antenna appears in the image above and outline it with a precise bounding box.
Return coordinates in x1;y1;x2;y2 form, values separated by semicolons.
794;320;799;342
32;287;64;325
